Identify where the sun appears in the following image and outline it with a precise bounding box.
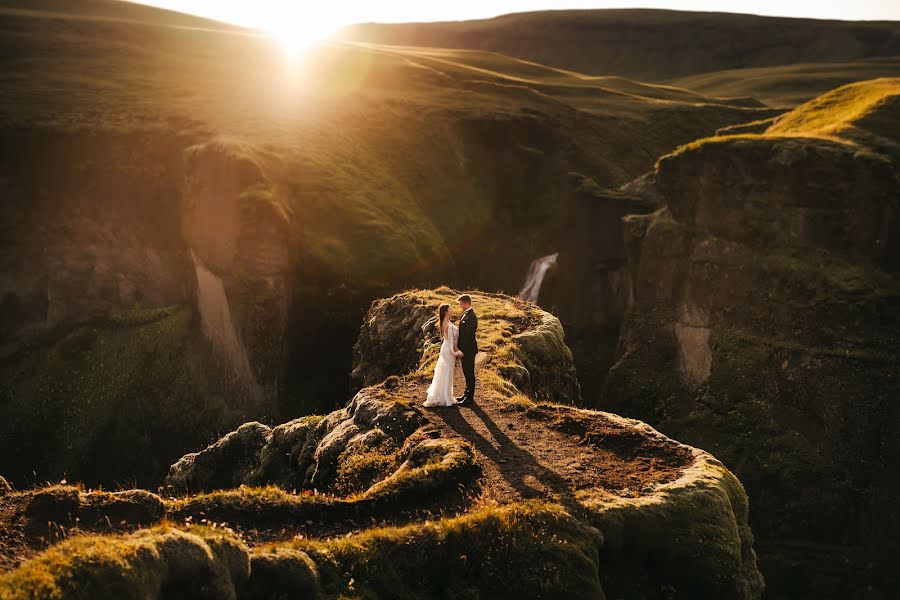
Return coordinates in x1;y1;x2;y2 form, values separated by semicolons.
265;18;338;59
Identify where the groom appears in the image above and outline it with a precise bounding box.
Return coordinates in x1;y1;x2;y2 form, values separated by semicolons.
456;294;478;406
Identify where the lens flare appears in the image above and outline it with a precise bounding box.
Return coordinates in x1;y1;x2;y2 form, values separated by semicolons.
265;18;338;59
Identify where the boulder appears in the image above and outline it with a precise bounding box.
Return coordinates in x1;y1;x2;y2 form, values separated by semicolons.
244;550;320;600
351;294;436;389
166;422;271;493
0;526;251;600
167;390;425;495
25;486;80;524
80;490;166;527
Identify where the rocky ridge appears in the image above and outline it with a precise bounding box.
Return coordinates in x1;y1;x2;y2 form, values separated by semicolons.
0;290;763;599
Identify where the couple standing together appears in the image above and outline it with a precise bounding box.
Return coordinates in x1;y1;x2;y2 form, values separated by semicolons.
424;294;478;407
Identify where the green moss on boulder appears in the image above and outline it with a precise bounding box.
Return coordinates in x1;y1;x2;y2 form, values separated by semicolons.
0;525;250;600
286;501;604;600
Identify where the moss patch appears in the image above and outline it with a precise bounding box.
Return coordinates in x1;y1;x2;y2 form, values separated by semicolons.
280;501;603;600
0;525;249;600
0;306;244;486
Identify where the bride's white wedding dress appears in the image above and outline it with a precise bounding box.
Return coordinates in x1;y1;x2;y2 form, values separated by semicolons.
424;322;459;407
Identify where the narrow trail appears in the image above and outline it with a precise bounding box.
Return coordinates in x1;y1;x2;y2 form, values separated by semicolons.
398;352;689;513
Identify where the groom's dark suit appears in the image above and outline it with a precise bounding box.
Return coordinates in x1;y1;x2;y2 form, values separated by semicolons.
458;307;478;402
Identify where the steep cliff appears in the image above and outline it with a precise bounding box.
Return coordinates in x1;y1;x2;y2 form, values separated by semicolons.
0;290;763;599
604;79;900;598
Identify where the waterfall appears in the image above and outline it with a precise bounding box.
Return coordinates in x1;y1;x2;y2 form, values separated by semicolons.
190;251;262;402
518;253;558;304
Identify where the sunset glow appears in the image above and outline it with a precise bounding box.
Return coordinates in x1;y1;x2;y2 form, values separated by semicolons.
129;0;900;31
265;18;339;59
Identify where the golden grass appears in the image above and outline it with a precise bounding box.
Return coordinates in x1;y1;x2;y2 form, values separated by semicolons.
662;78;900;161
671;57;900;107
765;77;900;138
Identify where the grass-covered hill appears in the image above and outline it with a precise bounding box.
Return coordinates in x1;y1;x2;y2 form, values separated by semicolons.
0;0;775;486
670;56;900;107
341;9;900;83
602;78;900;599
0;290;764;599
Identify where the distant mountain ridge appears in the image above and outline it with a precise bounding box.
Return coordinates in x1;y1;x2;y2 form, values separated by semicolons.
341;9;900;82
0;0;242;31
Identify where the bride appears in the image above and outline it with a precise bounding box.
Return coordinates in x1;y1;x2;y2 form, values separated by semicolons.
424;303;463;407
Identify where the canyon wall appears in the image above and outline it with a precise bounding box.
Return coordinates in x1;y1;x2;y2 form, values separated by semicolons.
601;81;900;598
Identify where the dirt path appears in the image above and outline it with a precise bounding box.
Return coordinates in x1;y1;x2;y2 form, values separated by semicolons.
398;352;689;512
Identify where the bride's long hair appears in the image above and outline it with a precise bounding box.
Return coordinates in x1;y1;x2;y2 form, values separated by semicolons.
438;303;450;339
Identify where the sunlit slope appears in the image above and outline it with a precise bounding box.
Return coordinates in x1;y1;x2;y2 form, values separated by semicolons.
0;0;239;30
672;57;900;107
366;44;764;117
676;78;900;152
765;77;900;140
342;9;900;82
0;2;774;283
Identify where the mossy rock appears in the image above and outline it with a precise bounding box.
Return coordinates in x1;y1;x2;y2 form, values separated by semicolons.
166;422;272;494
79;489;166;527
244;550;321;600
25;486;80;525
0;525;250;600
289;501;605;600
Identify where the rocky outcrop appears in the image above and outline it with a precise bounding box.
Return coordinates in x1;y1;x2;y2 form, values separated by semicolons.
584;411;764;599
350;296;435;389
167;422;273;494
166;387;438;497
150;289;763;598
604;79;900;598
353;289;581;404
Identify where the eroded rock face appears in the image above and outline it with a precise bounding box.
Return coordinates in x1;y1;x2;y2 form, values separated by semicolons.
167;422;273;494
604;90;900;597
351;296;435;389
166;388;427;495
540;172;662;407
352;290;582;404
182;142;292;414
0;129;192;358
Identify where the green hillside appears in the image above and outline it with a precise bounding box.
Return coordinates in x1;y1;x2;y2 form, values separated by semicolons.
0;1;774;286
671;56;900;107
342;9;900;82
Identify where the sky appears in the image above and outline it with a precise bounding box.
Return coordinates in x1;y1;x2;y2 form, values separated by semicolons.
131;1;900;48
